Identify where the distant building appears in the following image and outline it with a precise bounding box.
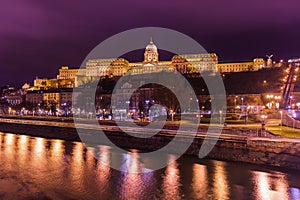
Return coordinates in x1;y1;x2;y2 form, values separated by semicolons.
4;95;22;105
217;58;265;73
57;66;81;80
76;40;265;86
86;59;117;77
25;90;43;105
25;88;73;109
1;87;23;105
31;40;266;89
34;77;75;90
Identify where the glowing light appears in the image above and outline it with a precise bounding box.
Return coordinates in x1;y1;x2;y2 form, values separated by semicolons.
162;155;181;199
213;161;229;200
192;164;208;199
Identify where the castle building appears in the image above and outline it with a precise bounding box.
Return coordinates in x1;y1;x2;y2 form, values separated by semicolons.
79;39;221;82
34;78;75;90
32;40;266;89
217;58;265;73
57;66;80;79
78;40;265;82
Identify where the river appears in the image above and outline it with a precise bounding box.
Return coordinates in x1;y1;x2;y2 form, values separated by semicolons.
0;132;299;200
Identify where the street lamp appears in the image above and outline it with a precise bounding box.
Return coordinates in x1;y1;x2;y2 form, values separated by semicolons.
170;109;174;121
219;110;222;125
280;110;283;132
261;115;267;131
241;97;246;123
189;97;193;112
234;96;238;113
241;97;244;108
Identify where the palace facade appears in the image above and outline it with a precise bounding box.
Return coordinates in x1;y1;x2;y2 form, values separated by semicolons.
75;40;265;86
32;40;266;89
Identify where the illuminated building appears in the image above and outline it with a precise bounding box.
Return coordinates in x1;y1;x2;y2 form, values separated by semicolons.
78;40;265;84
32;66;86;90
86;59;116;77
57;66;81;79
34;77;75;90
25;90;43;105
1;87;23;105
25;88;73;109
30;40;267;91
217;58;265;73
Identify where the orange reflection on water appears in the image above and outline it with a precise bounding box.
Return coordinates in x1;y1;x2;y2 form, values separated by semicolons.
5;133;14;146
17;135;28;167
252;171;290;200
69;142;85;185
34;137;45;157
51;139;64;157
162;155;181;200
97;145;111;191
253;171;271;200
192;163;208;199
86;147;96;171
274;173;289;200
0;133;2;145
19;134;28;146
213;161;229;200
4;134;16;165
32;137;47;169
121;152;144;199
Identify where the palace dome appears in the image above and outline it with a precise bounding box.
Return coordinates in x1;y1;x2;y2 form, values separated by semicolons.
145;41;157;52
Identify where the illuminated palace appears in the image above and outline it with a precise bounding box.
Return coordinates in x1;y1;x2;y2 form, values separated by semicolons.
34;40;266;88
80;39;265;81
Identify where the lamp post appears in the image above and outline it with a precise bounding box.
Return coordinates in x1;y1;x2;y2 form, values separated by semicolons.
219;110;222;125
170;109;174;121
261;115;267;134
234;96;237;113
241;97;246;123
280;110;283;132
189;97;193;112
241;97;244;108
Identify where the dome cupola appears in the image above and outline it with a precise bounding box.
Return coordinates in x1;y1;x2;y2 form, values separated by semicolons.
144;38;159;63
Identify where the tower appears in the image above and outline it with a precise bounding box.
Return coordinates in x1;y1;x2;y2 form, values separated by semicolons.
144;38;159;63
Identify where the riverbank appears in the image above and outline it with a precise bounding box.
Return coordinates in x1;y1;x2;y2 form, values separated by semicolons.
0;118;299;170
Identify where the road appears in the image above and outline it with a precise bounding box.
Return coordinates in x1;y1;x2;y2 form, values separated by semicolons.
1;117;300;143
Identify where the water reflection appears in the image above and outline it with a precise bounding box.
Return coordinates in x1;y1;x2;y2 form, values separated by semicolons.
252;171;290;200
69;142;85;188
119;152;156;199
121;153;144;199
192;163;208;199
96;146;111;194
17;134;28;168
4;133;16;169
0;132;299;200
162;155;181;200
290;187;300;200
213;160;229;200
51;139;64;157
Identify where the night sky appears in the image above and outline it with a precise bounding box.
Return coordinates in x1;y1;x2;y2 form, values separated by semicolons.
1;0;300;86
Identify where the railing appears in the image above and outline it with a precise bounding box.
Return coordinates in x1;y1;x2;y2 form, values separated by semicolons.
282;112;300;129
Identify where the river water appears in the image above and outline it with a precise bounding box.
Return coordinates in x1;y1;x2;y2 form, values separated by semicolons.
0;132;299;200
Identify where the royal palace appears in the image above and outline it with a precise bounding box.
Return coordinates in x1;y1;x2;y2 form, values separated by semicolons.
33;39;265;89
